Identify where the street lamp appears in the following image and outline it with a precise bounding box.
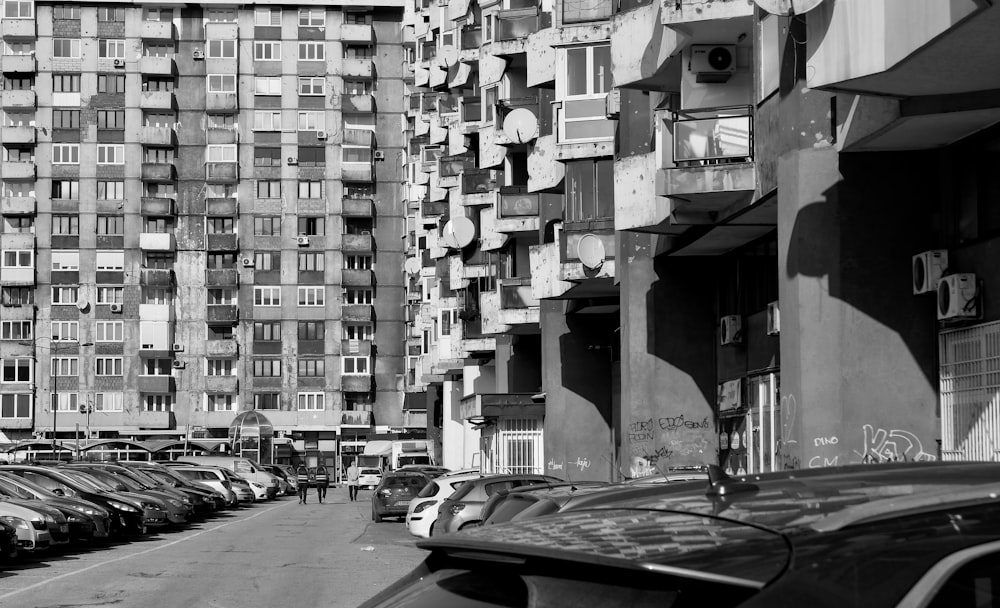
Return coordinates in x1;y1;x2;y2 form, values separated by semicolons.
21;338;94;457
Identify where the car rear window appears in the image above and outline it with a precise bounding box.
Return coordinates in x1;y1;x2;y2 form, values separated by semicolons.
362;469;381;475
386;476;427;489
417;481;440;498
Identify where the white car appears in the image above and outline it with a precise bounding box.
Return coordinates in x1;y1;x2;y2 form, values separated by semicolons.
405;472;483;538
357;468;382;490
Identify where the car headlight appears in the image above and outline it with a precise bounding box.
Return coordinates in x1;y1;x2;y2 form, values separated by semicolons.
250;482;265;490
0;516;28;530
66;514;86;523
107;501;139;513
139;501;162;511
379;489;392;497
413;501;437;514
67;504;97;517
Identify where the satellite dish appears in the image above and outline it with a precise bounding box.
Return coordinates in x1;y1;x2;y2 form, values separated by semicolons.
502;108;539;144
442;217;476;249
404;257;421;275
437;45;459;68
577;234;606;270
76;299;90;312
753;0;824;16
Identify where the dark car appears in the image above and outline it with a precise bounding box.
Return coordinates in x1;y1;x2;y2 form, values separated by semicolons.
118;462;228;511
434;474;562;534
363;462;1000;608
479;481;611;526
0;519;17;561
372;471;431;523
0;472;111;542
62;465;188;525
395;465;451;479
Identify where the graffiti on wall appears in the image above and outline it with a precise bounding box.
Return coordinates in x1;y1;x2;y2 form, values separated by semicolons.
625;411;714;477
853;424;936;463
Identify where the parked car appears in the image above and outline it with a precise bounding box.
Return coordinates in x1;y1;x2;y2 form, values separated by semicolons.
0;519;17;561
479;481;611;526
262;464;298;496
395;465;450;479
173;456;280;499
364;462;1000;608
358;467;383;490
119;462;231;511
0;472;111;540
62;465;189;525
372;471;431;523
406;472;484;538
434;474;562;534
172;466;254;504
0;500;53;552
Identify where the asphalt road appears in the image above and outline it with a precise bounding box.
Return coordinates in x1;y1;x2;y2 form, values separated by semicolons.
0;487;427;608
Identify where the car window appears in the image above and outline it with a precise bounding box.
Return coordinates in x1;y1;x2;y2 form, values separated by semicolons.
485;481;513;497
235;461;253;474
22;471;66;493
0;477;34;499
417;481;440;498
362;469;381;475
927;552;1000;608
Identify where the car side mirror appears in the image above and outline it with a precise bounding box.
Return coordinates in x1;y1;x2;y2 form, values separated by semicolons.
52;488;65;496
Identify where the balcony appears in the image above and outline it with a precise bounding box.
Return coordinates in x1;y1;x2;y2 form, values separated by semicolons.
439;153;476;179
201;410;237;429
141;268;174;286
205;339;239;357
342;128;374;147
562;0;612;24
140;197;175;216
206;304;238;324
141;163;175;182
342;269;374;287
205;268;238;286
1;196;34;215
0;54;35;73
137;376;176;394
342;198;374;217
459;392;545;422
1;19;35;38
0;266;33;285
461;96;482;125
206;233;238;252
138;56;175;76
499;278;540;324
206;162;238;182
1;125;34;144
402;410;427;429
141;21;174;40
206;198;237;216
125;410;175;430
341;339;373;356
341;374;372;393
204;376;238;394
340;410;373;427
495;8;548;44
342;94;375;113
0;161;34;180
342;304;374;323
139;91;175;110
341;163;373;183
206;92;238;113
138;126;175;146
460;25;483;53
139;232;176;251
461;169;497;195
421;201;448;217
341;58;373;79
610;0;682;90
342;233;374;253
340;23;373;43
1;90;35;109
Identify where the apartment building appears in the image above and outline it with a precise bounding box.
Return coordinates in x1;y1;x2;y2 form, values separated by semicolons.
0;0;415;465
404;0;1000;479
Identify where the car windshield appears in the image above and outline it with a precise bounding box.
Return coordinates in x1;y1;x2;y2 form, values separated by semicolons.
0;476;36;500
59;470;109;492
385;476;426;489
124;468;163;487
144;470;182;486
0;473;57;499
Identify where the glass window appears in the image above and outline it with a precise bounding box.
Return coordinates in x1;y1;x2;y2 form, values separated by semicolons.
298;180;323;198
297;286;325;307
298;321;324;340
253;358;281;377
0;394;31;419
208;74;236;92
297;393;324;410
298;252;324;271
255;76;282;95
254;41;281;61
206;394;236;412
96;286;124;304
299;8;324;26
97;215;124;235
299;77;325;95
95;392;123;412
96;321;124;342
254;251;280;271
255;7;281;25
342;356;369;375
97;7;125;21
52;180;79;199
253;322;281;341
297;360;324;377
52;4;80;19
207;358;236;376
97;74;126;94
207;39;236;58
4;0;33;18
97;110;125;129
299;42;325;61
254;111;282;131
52;286;78;306
256;180;281;198
0;321;32;341
254;393;280;410
96;357;123;376
53;73;81;92
298;216;324;236
97;144;125;164
254;147;281;167
254;287;281;306
51;214;79;235
143;394;173;412
254;216;281;236
99;39;126;59
207;145;236;162
53;38;81;58
53;144;80;165
98;180;125;200
297;111;325;132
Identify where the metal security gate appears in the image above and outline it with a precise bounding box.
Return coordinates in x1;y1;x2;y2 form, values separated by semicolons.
940;321;1000;461
482;417;543;474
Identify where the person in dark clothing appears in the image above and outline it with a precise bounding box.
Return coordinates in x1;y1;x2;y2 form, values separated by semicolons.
296;464;310;504
315;465;329;503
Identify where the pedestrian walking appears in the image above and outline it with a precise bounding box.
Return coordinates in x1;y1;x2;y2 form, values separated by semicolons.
346;460;360;502
296;464;310;504
315;465;329;503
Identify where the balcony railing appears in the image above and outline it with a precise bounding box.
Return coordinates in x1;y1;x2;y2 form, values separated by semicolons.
498;188;538;217
673;106;753;166
462;169;498;195
563;0;612;24
461;26;482;50
496;8;548;41
500;278;539;309
461;97;482;123
439;153;476;178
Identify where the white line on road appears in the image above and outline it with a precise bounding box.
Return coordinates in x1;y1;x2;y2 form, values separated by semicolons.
0;501;296;602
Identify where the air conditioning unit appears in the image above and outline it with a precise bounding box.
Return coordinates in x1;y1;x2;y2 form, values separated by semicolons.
720;315;742;346
112;58;125;68
171;360;186;369
373;150;385;161
913;250;948;295
109;303;123;313
690;44;736;83
766;301;780;336
297;235;310;246
316;132;328;140
287;157;298;165
192;50;205;60
938;273;979;321
172;343;184;352
605;88;621;119
241;257;255;267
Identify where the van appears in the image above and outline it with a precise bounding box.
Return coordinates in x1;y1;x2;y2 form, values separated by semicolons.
174;456;280;499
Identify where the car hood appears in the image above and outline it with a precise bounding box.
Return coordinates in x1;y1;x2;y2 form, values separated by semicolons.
0;500;49;521
4;498;66;522
45;496;110;519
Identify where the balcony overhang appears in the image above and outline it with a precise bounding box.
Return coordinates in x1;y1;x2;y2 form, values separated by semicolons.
660;161;756;215
668;196;776;257
611;1;685;91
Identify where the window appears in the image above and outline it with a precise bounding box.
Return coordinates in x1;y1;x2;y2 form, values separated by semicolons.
298;77;325;96
254;216;281;236
2;74;33;90
253;111;282;131
96;357;123;376
298;147;325;167
342;146;372;164
207;358;236;376
342;356;370;375
207;114;236;130
343;79;371;95
297;111;325;132
299;8;324;26
96;250;125;271
144;148;174;164
96;286;123;304
53;38;81;58
97;215;124;235
208;326;234;341
253;358;281;377
297;392;324;410
256;180;281;198
98;74;126;94
344;183;375;198
144;7;172;21
207;39;235;58
254;147;281;167
254;393;280;410
2;250;32;269
97;144;125;164
344;323;373;341
52;215;79;235
53;74;81;92
2;216;31;234
346;254;373;270
98;180;125;200
143;42;173;57
99;39;126;59
344;45;373;59
208;74;236;92
206;217;234;234
51;357;77;377
207;145;236;162
51;285;79;304
254;76;282;96
206;394;236;412
254;250;280;270
53;4;79;18
298;252;324;271
51;321;78;342
53;144;79;165
255;7;281;25
1;321;31;341
95;392;123;412
0;394;31;419
560;44;614;142
144;183;176;199
299;42;324;61
142;359;172;376
51;250;80;271
205;253;235;269
96;321;124;342
207;288;236;305
298;286;325;306
97;110;125;129
142;77;175;92
298;321;324;340
143;394;173;412
298;216;325;236
254;286;281;306
97;7;125;21
52;180;79;199
253;322;281;341
144;112;175;127
1;287;33;306
565;159;614;221
344;11;370;25
4;0;33;18
206;8;235;22
142;287;172;304
298;180;323;199
254;42;281;61
345;288;373;304
53;393;78;412
297;360;325;377
344;113;376;131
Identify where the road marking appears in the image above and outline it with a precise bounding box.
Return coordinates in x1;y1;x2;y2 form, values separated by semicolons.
0;502;295;601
